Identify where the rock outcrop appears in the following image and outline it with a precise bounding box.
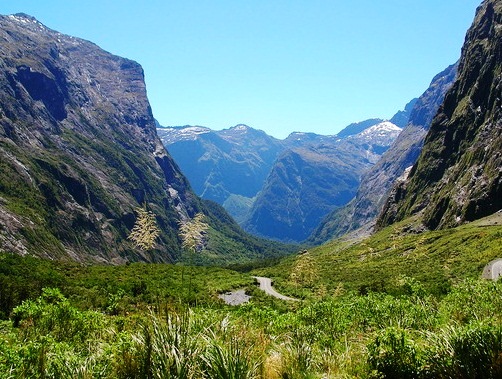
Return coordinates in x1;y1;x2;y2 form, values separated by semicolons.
377;0;502;230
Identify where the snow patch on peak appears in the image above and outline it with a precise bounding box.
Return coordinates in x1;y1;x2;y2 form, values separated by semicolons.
8;13;43;27
183;126;211;134
347;121;402;150
156;126;211;144
358;121;401;137
230;124;250;132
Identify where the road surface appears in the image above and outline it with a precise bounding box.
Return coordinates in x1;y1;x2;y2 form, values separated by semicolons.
253;276;299;301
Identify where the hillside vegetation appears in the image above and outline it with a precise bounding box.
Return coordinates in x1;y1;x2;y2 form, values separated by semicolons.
256;212;502;297
1;215;502;378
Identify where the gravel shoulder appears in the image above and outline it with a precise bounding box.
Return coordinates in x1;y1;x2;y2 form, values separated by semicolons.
218;289;251;306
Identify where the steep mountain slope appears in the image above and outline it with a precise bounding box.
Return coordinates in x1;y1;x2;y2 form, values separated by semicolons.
377;0;502;230
0;14;292;264
310;63;457;243
243;122;402;242
158;124;285;221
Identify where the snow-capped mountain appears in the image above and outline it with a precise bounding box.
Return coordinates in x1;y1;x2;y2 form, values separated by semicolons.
156;108;409;242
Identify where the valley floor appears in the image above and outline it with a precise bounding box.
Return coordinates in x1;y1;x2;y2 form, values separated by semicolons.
1;215;502;378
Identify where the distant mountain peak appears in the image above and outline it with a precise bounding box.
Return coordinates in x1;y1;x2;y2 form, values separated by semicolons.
390;98;418;128
182;125;211;134
222;124;268;137
347;121;402;149
337;118;384;138
231;124;250;131
357;121;401;136
156;125;211;143
9;13;39;22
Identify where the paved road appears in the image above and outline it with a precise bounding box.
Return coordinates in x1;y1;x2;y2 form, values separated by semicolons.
253;276;299;301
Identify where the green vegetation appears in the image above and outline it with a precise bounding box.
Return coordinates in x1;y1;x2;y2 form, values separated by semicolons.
255;213;502;297
1;215;502;378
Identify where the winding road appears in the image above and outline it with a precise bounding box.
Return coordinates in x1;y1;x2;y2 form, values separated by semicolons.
253;276;299;301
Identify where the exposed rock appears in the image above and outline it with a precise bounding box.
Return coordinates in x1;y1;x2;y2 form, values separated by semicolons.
377;0;502;230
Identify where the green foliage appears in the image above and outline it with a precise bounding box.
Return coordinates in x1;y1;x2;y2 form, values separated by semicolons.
290;253;318;289
134;311;201;379
367;327;421;379
1;215;502;378
438;278;502;323
1;133;294;266
12;288;106;343
2;289;110;378
200;199;298;266
424;322;502;379
0;254;65;319
257;215;502;296
279;329;318;379
202;336;261;379
2;275;502;378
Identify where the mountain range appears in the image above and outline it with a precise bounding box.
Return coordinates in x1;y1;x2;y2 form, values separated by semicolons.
159;118;404;242
1;0;501;264
243;121;402;241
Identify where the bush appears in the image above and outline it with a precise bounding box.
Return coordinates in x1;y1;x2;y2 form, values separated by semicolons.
202;336;261;379
367;327;422;379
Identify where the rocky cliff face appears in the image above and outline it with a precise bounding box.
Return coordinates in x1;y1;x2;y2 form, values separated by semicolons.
0;14;288;264
0;14;202;263
309;63;457;243
377;0;502;230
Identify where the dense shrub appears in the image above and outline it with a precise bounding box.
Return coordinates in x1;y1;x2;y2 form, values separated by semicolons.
367;327;422;379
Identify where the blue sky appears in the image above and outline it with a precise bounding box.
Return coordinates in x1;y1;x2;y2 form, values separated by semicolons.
2;1;481;138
